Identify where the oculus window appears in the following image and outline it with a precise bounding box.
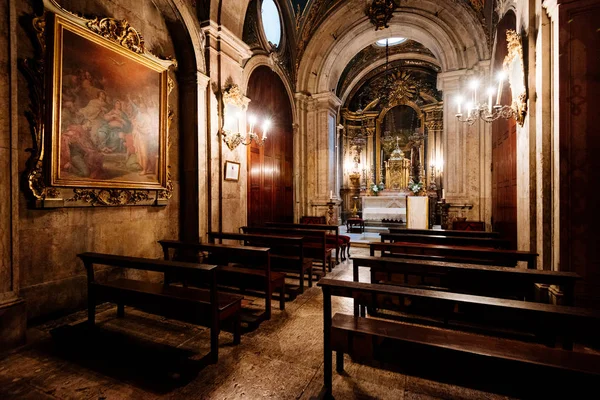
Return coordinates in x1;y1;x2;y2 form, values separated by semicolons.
375;38;407;47
261;0;282;48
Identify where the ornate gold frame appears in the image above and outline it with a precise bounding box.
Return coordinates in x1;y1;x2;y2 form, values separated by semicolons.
21;0;176;208
503;29;527;126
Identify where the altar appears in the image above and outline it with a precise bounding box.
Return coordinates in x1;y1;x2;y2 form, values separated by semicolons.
361;191;408;222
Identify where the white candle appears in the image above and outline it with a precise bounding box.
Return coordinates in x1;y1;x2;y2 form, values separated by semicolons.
442;189;445;199
496;72;506;105
330;190;333;199
487;87;495;113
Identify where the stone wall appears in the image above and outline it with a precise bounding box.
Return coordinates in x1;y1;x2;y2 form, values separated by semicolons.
13;0;180;321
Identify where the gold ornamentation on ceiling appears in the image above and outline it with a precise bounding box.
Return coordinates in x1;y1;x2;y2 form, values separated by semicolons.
366;0;398;31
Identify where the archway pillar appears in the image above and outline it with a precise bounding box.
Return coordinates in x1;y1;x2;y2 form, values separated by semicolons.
302;92;341;219
438;68;492;228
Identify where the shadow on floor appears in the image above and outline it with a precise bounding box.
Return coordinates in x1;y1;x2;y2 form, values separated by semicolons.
48;320;211;394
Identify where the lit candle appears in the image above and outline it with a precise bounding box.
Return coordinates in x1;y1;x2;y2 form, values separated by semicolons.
496;71;506;105
248;114;257;135
442;189;445;199
330;190;333;199
262;119;271;140
456;95;463;115
469;79;479;105
466;102;473;118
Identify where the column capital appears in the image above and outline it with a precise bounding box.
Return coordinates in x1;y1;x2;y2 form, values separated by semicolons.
312;91;342;112
542;0;559;21
197;71;211;87
202;21;253;64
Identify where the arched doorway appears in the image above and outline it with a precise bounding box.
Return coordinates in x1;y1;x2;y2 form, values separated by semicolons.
246;66;293;226
492;11;518;249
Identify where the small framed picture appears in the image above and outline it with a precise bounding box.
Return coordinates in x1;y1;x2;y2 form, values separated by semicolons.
224;160;240;181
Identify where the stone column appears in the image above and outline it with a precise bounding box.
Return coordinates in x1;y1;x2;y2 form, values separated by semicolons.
294;93;310;220
197;72;211;240
306;92;342;219
0;0;25;351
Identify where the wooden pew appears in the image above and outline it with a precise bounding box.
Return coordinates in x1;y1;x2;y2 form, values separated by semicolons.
352;255;580;305
240;226;332;275
318;278;600;399
370;242;538;269
388;227;501;238
158;240;283;321
380;232;511;249
78;252;243;363
207;232;312;295
265;222;346;263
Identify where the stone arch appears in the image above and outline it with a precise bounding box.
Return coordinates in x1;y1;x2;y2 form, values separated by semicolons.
297;0;490;94
242;54;297;124
152;0;210;241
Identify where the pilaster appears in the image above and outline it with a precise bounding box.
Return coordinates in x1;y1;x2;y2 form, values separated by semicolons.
0;0;25;352
307;92;342;218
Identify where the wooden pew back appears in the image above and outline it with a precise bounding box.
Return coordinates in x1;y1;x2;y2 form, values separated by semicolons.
370;241;537;269
380;232;511;249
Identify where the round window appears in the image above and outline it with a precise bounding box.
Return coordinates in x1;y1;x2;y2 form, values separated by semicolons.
261;0;282;48
375;38;407;47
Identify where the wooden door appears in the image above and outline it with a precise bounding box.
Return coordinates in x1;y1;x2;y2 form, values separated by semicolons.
491;12;517;249
559;0;600;307
246;67;293;226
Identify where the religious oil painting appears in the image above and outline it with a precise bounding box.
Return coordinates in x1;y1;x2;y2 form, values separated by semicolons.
49;17;169;189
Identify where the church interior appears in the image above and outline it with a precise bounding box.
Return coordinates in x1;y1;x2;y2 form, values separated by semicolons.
1;0;599;398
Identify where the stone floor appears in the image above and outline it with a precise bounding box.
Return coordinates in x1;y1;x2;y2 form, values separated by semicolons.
0;248;587;399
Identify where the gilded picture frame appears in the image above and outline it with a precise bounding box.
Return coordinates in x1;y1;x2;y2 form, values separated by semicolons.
22;0;176;208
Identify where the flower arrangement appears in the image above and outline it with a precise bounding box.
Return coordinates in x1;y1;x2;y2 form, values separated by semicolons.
408;179;424;196
371;183;380;195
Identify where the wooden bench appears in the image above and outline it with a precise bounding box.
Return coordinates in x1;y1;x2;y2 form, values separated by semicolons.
78;252;243;363
158;240;284;321
266;221;348;263
380;232;511;249
318;278;600;398
207;232;312;295
370;242;538;269
352;255;581;305
240;226;332;275
298;216;351;260
388;227;501;238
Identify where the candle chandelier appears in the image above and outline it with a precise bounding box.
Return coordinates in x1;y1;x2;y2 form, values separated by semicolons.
454;72;520;125
222;113;271;151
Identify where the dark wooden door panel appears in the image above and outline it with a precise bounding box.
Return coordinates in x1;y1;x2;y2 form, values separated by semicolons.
492;12;517;250
246;66;294;225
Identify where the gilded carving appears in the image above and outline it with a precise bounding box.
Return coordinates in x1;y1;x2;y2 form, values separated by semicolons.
67;189;151;206
222;84;248;110
86;17;146;54
503;29;527;126
366;0;398;31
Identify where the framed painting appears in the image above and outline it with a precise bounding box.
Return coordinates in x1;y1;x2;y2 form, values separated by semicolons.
22;0;176;207
224;161;240;181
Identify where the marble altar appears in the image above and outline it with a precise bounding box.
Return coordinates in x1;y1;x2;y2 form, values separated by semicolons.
361;191;408;221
